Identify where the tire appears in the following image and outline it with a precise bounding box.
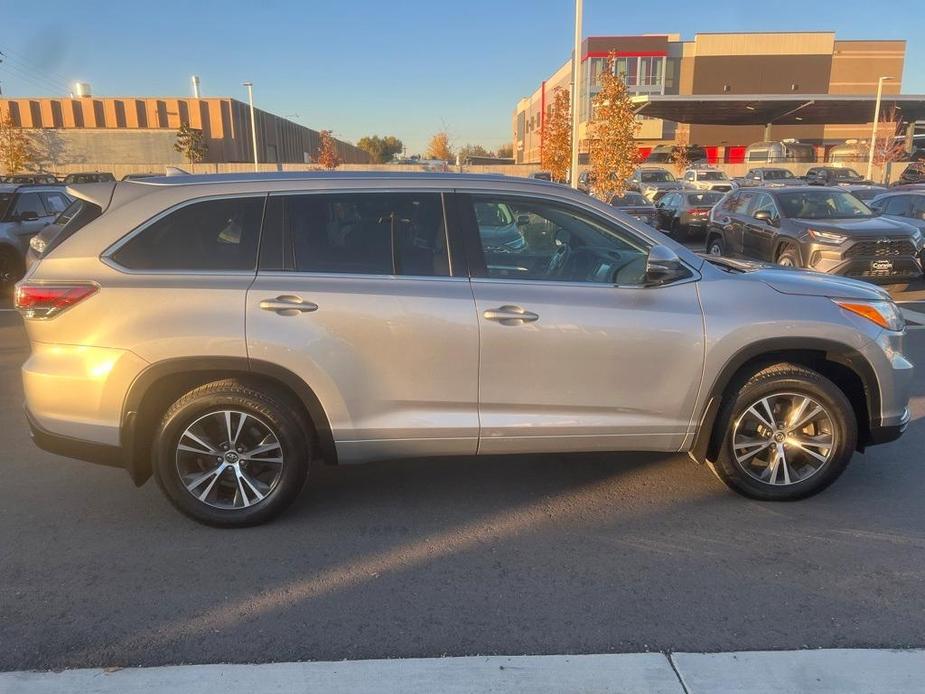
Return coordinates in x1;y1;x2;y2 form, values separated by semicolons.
707;235;725;257
709;363;857;501
776;244;801;268
0;247;24;294
153;379;311;527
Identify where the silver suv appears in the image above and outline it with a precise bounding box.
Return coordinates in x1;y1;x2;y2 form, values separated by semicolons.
17;173;912;527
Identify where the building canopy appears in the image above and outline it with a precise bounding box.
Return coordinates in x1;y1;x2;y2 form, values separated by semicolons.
631;94;925;126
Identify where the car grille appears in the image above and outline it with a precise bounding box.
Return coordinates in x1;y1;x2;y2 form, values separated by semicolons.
843;238;917;258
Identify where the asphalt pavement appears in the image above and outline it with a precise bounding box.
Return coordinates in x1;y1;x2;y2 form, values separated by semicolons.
1;289;924;672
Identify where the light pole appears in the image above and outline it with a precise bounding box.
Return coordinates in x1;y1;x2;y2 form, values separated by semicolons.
243;81;259;172
866;76;894;182
569;0;583;189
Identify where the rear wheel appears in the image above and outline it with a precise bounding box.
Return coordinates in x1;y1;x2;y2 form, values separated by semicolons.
153;379;310;527
0;247;24;294
709;363;857;501
776;244;801;268
707;235;725;257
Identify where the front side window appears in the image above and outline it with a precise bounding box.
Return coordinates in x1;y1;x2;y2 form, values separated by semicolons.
910;196;925;220
268;193;449;277
750;193;779;221
733;192;756;215
470;195;649;286
880;196;909;216
113;196;264;271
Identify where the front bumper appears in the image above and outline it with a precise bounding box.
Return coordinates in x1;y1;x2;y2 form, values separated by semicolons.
804;238;924;282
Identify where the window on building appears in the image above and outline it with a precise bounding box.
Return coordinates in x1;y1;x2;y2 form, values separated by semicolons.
113;197;264;271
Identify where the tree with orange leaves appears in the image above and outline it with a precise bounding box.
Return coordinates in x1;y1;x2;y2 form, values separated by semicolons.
316;130;341;170
540;87;572;183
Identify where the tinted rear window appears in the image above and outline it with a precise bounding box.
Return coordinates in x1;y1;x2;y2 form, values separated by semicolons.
687;193;723;205
113;197;264;271
265;192;449;277
611;193;650;206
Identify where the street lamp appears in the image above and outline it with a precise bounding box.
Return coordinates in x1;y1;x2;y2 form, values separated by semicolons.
569;0;583;189
866;76;894;181
242;81;259;172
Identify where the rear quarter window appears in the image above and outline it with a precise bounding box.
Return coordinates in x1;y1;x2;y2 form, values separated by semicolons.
112;196;264;271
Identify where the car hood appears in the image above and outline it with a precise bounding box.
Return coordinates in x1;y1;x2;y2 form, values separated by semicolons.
789;216;917;235
703;256;890;300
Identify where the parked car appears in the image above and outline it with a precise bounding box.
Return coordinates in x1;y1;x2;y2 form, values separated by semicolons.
745;139;816;164
805;167;873;186
609;191;657;226
655;190;725;238
121;172;160;181
868;190;925;233
737;168;806;188
706;186;922;282
0;183;72;289
63;172;116;184
626;167;683;201
843;184;887;203
895;163;925;186
681;167;736;193
6;174;59;184
16;172;911;526
645;144;708;165
577;170;594;193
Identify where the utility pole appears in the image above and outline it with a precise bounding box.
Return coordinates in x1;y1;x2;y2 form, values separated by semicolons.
569;0;583;189
243;81;259;172
866;76;893;181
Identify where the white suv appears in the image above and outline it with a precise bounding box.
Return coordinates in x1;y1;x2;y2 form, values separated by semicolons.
682;168;737;193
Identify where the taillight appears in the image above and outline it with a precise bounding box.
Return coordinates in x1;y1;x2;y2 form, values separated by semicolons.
14;283;99;319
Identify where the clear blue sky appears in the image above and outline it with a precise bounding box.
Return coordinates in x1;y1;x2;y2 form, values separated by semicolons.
1;0;922;154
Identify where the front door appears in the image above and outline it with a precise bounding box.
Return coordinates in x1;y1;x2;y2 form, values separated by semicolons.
246;191;479;463
742;193;781;261
457;192;705;455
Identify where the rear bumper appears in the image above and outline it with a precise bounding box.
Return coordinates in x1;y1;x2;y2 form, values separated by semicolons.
26;407;124;468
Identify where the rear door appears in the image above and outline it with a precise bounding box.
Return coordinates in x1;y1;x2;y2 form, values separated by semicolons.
246;190;479;464
457;191;704;454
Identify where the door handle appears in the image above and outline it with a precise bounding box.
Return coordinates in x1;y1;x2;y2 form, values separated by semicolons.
483;305;539;325
259;295;319;316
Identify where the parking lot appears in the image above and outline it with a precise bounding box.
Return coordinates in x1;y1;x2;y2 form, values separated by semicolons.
1;277;924;672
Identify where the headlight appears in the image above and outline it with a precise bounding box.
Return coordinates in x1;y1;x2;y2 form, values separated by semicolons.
807;228;848;245
29;236;47;254
833;299;905;331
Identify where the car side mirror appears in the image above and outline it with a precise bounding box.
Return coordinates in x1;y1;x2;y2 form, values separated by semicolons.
17;211;39;222
516;214;530;227
753;210;777;226
644;244;688;286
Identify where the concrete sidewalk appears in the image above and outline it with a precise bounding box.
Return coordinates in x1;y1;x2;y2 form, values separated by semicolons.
1;649;924;694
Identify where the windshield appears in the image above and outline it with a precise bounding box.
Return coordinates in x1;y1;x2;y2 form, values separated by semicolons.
640;170;675;183
611;193;650;207
834;168;862;180
0;192;12;217
778;190;873;219
474;201;514;227
764;170;794;180
687;192;723;206
699;171;727;181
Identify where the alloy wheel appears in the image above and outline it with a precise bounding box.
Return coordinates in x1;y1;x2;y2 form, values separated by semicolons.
731;392;836;486
175;410;285;510
709;242;723;256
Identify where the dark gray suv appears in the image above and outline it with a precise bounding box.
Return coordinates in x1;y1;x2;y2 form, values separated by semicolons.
706;186;924;282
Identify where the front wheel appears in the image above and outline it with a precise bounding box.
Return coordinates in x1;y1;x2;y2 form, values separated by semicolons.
709;363;857;501
153;379;310;527
777;245;801;268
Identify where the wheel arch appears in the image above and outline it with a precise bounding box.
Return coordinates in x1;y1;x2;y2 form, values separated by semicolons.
690;338;878;465
122;357;337;486
774;237;803;265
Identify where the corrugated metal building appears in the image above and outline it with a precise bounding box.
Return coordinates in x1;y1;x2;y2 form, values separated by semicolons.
0;96;369;166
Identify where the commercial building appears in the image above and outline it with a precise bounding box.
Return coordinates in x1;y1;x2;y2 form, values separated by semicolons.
0;95;369;168
513;32;907;164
